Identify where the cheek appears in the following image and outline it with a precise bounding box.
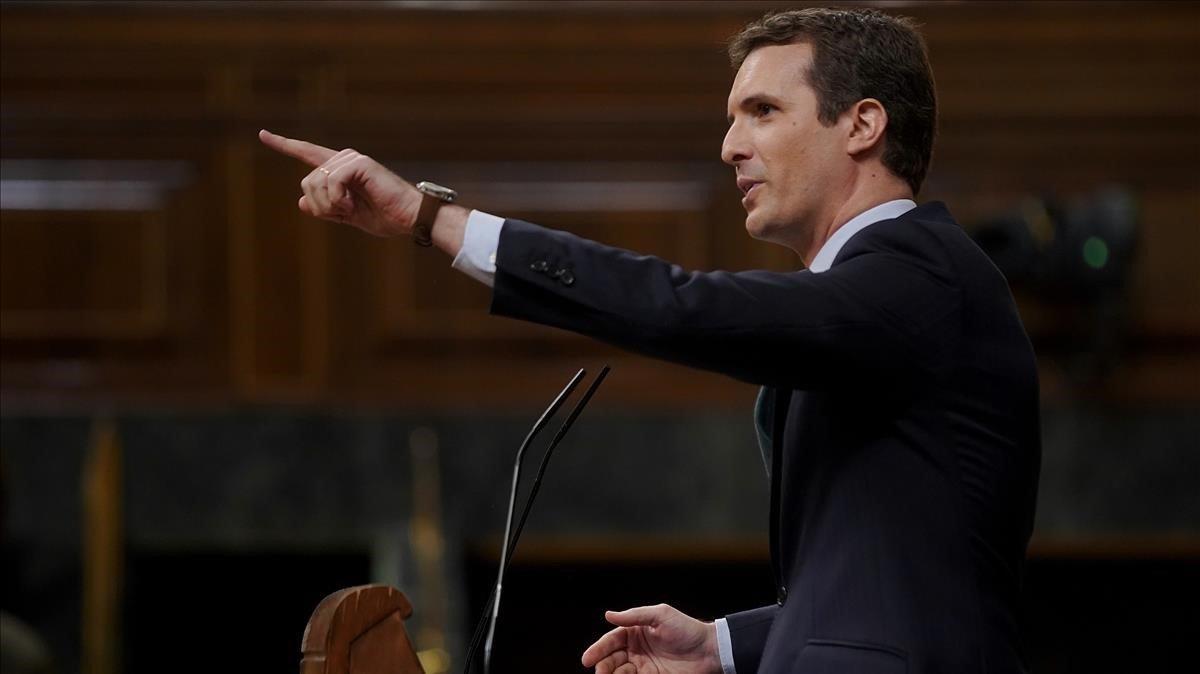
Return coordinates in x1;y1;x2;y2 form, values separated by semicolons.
768;129;814;177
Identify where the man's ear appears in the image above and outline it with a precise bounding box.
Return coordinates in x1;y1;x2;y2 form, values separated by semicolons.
846;98;888;157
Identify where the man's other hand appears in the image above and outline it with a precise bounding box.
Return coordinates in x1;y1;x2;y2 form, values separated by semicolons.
258;129;421;238
581;604;722;674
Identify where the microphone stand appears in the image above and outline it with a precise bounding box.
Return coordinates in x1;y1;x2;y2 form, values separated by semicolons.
462;366;611;674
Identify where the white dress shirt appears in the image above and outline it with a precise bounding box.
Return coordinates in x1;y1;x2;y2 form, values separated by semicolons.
450;210;506;287
450;198;917;672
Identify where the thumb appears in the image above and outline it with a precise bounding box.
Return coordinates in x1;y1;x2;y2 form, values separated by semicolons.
605;604;669;628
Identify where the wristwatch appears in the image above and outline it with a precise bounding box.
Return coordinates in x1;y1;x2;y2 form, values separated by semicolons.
412;181;458;247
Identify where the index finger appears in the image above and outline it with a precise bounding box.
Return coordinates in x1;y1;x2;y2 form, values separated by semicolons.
581;625;627;667
258;129;337;167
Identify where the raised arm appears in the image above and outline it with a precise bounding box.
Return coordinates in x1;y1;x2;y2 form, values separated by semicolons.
490;218;960;390
259;131;960;391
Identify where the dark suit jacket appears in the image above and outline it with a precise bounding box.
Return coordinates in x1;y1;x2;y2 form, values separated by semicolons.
489;202;1040;673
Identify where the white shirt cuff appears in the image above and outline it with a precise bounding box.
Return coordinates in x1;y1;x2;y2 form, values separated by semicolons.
450;209;504;288
715;618;737;674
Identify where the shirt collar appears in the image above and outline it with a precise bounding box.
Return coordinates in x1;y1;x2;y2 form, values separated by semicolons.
807;199;917;273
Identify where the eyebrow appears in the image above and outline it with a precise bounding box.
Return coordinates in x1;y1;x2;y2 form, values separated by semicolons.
726;94;782;125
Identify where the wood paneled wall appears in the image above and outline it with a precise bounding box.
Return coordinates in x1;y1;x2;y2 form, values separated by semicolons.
2;1;1197;408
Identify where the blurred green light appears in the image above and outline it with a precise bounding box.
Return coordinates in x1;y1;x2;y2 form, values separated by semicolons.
1083;236;1109;269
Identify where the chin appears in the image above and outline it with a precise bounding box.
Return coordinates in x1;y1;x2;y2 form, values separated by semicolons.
744;211;777;241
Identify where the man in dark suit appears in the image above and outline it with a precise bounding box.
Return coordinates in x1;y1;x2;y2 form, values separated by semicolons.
261;7;1040;673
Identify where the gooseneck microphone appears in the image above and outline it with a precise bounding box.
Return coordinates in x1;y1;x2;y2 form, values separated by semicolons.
462;366;611;674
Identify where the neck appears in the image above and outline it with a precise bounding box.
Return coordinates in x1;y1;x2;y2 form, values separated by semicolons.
796;177;912;267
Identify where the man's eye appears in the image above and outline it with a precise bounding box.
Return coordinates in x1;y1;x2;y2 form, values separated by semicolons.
757;103;774;116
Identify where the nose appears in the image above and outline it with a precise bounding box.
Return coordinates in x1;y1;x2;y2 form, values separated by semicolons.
721;122;751;166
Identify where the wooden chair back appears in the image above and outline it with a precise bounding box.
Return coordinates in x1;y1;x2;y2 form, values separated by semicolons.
301;585;426;674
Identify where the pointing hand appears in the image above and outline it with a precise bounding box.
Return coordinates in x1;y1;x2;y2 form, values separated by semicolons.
258;129;421;238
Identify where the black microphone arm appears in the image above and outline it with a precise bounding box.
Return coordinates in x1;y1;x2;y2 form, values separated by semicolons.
462;365;611;674
459;367;584;673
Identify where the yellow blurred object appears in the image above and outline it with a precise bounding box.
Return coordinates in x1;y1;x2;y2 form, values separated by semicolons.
410;427;450;670
416;647;451;674
82;419;123;674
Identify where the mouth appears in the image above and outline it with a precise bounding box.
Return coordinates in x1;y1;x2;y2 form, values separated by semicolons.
737;177;764;203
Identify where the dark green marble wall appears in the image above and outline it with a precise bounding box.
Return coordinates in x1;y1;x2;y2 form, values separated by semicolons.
2;404;1197;672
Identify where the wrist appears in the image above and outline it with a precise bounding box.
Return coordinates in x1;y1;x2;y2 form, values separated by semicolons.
704;621;724;674
429;203;470;257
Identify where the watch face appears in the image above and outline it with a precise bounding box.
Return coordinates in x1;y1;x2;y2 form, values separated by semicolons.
415;181;457;202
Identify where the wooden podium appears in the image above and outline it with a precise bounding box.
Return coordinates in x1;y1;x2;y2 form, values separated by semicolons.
301;585;426;674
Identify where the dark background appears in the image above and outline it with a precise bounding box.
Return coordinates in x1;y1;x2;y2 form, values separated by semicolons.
2;1;1198;673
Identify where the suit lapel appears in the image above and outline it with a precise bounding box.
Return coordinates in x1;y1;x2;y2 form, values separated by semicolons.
760;386;792;599
753;386;774;478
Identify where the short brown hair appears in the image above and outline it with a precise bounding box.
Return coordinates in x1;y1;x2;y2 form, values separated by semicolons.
729;8;937;196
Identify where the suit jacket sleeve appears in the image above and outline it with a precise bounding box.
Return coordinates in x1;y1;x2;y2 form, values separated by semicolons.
490;218;960;390
725;605;779;672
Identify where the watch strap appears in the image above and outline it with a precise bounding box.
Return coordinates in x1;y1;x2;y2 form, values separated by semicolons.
412;192;440;247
